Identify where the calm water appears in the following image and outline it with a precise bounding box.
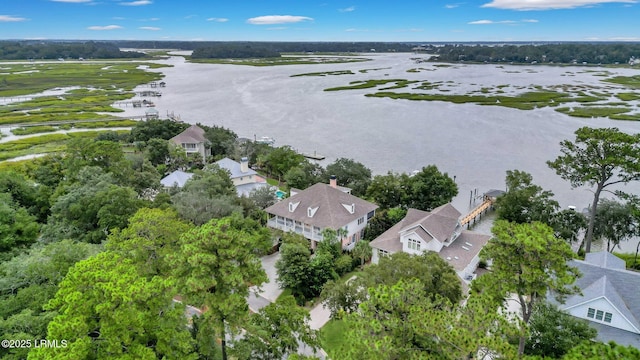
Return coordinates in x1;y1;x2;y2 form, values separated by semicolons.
121;54;640;242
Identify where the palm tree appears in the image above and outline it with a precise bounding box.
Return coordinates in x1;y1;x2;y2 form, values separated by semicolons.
351;240;372;270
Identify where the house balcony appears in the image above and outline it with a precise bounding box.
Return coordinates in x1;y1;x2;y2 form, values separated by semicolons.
267;217;323;242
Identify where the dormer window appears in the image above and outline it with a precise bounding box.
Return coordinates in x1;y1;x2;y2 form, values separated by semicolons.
288;201;300;212
308;206;319;217
342;203;355;214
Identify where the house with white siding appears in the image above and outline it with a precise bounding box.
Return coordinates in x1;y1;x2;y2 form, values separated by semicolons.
553;252;640;348
265;176;378;250
169;124;211;161
369;203;491;281
216;157;270;197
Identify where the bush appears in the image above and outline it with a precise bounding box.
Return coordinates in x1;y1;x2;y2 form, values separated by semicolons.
335;254;354;276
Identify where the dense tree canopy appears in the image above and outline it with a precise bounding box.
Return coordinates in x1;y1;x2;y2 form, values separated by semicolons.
326;158;372;196
480;220;579;356
496;170;559;224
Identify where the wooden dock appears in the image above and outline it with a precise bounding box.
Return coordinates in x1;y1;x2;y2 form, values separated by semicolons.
460;198;493;227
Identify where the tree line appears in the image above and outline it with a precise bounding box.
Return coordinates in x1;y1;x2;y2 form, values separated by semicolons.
428;43;640;65
0;41;146;60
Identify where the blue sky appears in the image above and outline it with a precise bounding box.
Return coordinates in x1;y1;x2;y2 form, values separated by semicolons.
1;0;639;42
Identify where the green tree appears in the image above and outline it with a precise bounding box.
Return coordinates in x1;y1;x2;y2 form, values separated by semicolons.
562;341;640;360
321;251;461;318
547;127;640;253
130;118;189;142
350;239;372;270
276;241;312;301
230;295;319;359
406;165;458;211
0;240;100;360
549;209;587;244
203;124;237;158
145;137;171;166
480;220;580;356
593;199;638;252
169;216;268;360
326;158;372;196
263;146;305;184
496;170;559;225
247;185;278;209
524;302;596;358
366;171;409;209
29;251;196;360
363;207;407;241
0;193;39;257
42;167;141;244
284;161;327;190
106;207;193;278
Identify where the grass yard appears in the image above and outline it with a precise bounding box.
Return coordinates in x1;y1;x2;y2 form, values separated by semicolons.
319;319;349;359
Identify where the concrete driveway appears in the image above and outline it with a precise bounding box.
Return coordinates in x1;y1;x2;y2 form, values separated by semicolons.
252;251;283;302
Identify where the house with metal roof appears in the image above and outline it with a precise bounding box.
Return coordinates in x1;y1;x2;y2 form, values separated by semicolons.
215;157;270;197
369;203;491;281
265;176;378;250
554;252;640;348
169;124;211;161
160;170;194;188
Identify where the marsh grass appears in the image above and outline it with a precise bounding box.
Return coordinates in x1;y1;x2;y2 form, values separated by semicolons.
190;56;368;66
555;106;631;118
291;70;354;77
0;130;130;161
325;79;415;91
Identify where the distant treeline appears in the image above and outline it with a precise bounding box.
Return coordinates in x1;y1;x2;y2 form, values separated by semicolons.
0;41;146;60
427;43;640;65
191;44;281;59
113;40;416;54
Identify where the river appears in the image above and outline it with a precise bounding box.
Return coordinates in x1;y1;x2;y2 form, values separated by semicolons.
118;53;640;251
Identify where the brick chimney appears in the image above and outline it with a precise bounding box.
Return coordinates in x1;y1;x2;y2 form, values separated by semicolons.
240;157;249;173
329;175;337;188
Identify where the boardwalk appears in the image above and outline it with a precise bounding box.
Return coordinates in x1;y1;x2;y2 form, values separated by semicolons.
460;198;493;227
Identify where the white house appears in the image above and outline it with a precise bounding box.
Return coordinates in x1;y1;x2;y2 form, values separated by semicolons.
169;124;211;161
554;252;640;348
265;176;378;250
369;203;491;281
215;157;270;197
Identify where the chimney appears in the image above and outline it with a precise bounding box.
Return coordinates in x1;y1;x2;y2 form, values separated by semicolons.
240;157;249;173
329;175;337;188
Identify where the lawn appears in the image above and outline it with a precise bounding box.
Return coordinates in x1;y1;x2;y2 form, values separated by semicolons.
319;319;349;359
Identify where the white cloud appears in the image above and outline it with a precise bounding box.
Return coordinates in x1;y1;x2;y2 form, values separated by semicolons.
482;0;636;11
139;26;160;30
339;6;356;12
87;25;122;30
246;15;313;25
120;0;152;6
468;19;534;24
0;15;27;22
445;4;460;8
207;17;229;22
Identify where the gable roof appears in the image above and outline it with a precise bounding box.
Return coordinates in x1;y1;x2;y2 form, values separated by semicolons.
561;252;640;333
216;157;258;179
170;124;207;145
399;203;461;243
264;183;378;229
370;208;431;253
160;170;194;188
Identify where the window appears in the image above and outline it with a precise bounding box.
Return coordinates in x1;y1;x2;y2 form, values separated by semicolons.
587;307;613;323
182;143;197;150
379;249;389;257
595;310;604;321
357;217;365;225
408;238;421;251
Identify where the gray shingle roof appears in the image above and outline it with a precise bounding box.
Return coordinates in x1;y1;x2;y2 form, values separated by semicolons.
170;124;207;145
561;253;640;335
264;183;378;230
399;203;461;243
216;157;258;179
369;208;430;253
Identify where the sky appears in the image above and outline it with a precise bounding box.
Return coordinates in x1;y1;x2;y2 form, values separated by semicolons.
1;0;639;42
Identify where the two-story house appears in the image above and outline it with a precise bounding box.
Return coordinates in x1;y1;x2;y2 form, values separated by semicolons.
169;124;211;161
552;252;640;348
265;177;378;250
369;203;491;281
216;157;270;197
